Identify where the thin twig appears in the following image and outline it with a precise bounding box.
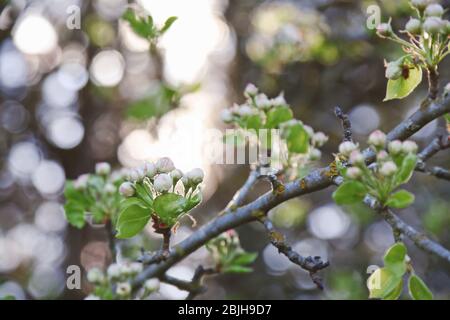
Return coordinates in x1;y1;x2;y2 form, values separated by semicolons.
364;197;450;263
260;217;329;289
223;169;260;211
334;106;353;142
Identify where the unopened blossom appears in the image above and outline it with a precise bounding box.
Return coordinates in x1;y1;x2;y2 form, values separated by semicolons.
95;162;111;176
402;140;418;154
116;282;131;297
154;173;173;193
313;132;328;147
380;161;397;176
244;83;258;98
349;150;364;165
254;93;272;110
346;167;362;179
107;263;121;279
155;157;175;173
220;109;233;123
119;181;135;197
186;168;204;185
143;162;156;178
309;148;322;161
74;174;89;190
170;169;183;182
87;268;104;284
368;130;387;148
339;141;358;156
144;278;160;292
377;150;389;161
388;140;403;155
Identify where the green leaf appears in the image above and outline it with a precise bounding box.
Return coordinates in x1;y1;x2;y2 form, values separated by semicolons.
135;182;153;206
408;274;433;300
265;106;293;129
153;193;187;226
222;265;253;274
284;122;309;154
243;114;262;130
185;193;202;212
160;16;178;34
64;181;85;203
386;190;415;209
64;201;86;228
367;267;402;299
384;278;403;300
384;66;422;101
332;181;367;205
383;242;407;276
394;154;417;186
116;199;151;239
122;9;155;39
232;252;258;266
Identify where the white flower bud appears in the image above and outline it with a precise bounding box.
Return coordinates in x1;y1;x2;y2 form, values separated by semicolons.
346;167;362;179
377;150;389;161
309;148;322;161
339;141;358;156
368;130;387;148
377;22;393;37
87;268;104;284
312;132;328;147
405;18;422;34
74;174;89;190
119;263;133;276
220;109;233;123
104;183;116;195
388;140;403;155
143;162;156;178
237;104;255;117
425;4;444;17
155;157;175;173
107;263;121;279
119;181;135;197
84;294;101;300
349;150;364;165
116;282;131;297
153;173;173;193
170;169;183;182
144;278;160;292
402;140;418;154
186;168;205;185
423;17;444;34
380;161;397;176
129;262;143;275
271;93;286;107
445;82;450;95
254;94;272;110
244;83;258;98
385;62;403;80
95;162;111;176
127;169;140;182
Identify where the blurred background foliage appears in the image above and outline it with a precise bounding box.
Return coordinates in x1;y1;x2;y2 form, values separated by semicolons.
0;0;448;300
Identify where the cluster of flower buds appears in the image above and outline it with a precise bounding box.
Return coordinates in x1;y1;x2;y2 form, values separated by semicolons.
221;83;288;124
335;130;419;207
340;129;418;186
378;1;450;83
206;229;241;262
85;261;158;300
118;157;204;198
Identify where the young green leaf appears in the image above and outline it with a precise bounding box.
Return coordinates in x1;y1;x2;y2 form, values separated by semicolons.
116;199;151;238
243;114;262;130
135;182;153;206
394;153;417;186
64;201;86;228
122;9;155;39
384;66;422;101
383;279;403;300
367;267;402;299
332;181;367;205
160;16;178;34
408;274;433;300
184;193;202;212
284;122;310;154
386;190;415;209
153;193;187;226
231;252;258;266
265;106;293;129
383;242;407;276
222;265;254;274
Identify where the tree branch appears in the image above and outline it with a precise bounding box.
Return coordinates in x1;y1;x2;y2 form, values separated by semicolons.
223;169;260;211
334;106;353;142
364;197;450;263
131;93;450;291
260;217;329;290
